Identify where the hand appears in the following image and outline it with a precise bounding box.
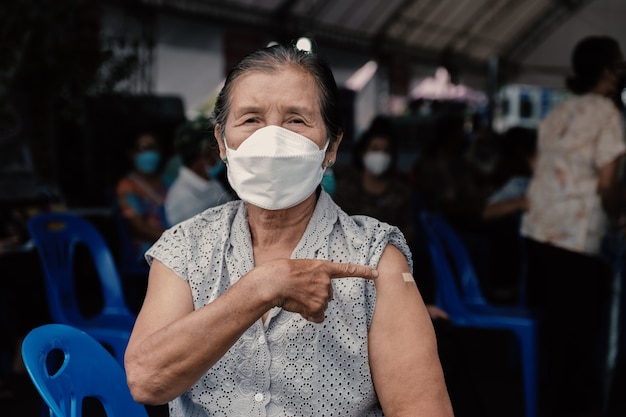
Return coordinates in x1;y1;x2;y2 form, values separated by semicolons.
426;305;449;321
260;259;378;323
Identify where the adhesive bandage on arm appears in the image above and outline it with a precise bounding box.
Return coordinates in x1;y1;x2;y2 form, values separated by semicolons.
402;272;415;284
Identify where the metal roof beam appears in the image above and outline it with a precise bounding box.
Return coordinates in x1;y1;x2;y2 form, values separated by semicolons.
502;0;594;64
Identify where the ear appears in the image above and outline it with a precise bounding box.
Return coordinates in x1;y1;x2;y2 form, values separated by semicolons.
325;130;343;167
214;124;226;161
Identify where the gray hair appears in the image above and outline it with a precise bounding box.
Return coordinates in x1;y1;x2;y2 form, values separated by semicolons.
211;44;343;143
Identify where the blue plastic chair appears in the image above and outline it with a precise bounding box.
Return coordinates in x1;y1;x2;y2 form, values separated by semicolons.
418;211;538;417
27;212;136;367
21;323;148;417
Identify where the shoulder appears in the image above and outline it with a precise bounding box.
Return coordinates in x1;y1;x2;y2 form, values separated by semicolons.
347;214;406;242
146;200;243;269
181;200;242;230
162;200;241;242
578;94;621;119
336;211;413;271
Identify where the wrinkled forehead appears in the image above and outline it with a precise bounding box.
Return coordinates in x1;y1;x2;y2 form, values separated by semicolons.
228;66;322;109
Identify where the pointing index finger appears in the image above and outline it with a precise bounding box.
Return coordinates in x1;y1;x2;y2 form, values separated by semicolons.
327;262;379;280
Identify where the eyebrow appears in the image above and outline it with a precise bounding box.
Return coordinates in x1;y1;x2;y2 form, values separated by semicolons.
232;104;259;114
284;104;317;116
232;104;317;117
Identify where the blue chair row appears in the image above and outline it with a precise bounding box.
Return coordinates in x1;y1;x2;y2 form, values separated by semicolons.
418;211;538;417
26;212;137;368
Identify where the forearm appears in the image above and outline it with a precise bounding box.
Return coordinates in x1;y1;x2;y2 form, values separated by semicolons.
125;274;274;404
372;314;453;417
598;155;625;222
600;185;622;221
482;197;525;220
126;257;376;405
375;339;453;417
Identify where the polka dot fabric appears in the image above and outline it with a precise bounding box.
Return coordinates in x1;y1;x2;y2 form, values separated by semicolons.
146;191;413;416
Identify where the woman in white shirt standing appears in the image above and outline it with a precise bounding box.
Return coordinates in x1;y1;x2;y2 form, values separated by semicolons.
521;35;626;417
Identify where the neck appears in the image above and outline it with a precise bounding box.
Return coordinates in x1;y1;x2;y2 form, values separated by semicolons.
589;72;615;97
247;193;317;250
361;170;388;195
589;85;611;97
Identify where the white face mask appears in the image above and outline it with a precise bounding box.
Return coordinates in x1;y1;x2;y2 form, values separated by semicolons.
224;125;329;210
363;151;391;176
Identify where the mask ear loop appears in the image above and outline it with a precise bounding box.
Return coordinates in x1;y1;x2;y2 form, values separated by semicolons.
221;134;230;164
322;139;332;169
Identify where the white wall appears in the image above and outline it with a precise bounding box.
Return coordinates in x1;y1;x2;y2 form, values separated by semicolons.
153;14;224;117
150;13;381;131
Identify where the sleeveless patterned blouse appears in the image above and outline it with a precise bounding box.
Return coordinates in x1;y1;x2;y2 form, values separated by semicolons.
146;191;412;416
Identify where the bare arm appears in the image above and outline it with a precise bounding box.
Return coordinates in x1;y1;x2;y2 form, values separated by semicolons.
369;245;454;417
598;154;625;221
482;197;528;221
124;258;378;405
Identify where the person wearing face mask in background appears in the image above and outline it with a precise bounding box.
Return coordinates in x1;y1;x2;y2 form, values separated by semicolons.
124;45;452;417
115;129;169;268
333;115;415;245
521;36;626;417
164;116;234;226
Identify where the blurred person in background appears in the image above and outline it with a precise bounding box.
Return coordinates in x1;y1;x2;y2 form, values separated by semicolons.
482;127;537;222
521;35;626;417
481;127;537;302
116;129;169;267
333;115;415;245
409;114;491;233
164;116;233;226
409;114;492;284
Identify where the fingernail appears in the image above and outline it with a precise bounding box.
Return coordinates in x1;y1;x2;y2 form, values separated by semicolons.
372;269;379;278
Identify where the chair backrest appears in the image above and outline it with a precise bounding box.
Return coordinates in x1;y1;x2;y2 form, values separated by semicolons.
21;323;149;417
418;211;489;314
27;212;134;325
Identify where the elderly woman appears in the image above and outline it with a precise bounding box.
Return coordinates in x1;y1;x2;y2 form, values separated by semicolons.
124;44;452;417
